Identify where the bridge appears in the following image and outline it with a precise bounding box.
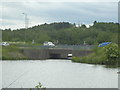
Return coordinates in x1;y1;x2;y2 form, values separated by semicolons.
22;45;93;60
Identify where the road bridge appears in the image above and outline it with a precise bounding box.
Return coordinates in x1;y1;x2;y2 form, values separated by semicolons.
23;48;93;60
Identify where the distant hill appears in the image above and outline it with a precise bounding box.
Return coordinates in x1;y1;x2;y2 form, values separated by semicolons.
28;22;74;31
2;21;118;45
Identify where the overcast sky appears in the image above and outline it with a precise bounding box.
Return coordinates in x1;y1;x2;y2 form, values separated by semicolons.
0;0;119;29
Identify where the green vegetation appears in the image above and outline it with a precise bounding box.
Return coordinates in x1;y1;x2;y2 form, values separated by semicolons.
1;21;119;67
2;21;118;45
2;45;28;60
35;82;46;89
72;43;119;67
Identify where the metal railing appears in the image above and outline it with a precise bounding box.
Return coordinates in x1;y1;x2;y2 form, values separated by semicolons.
40;45;94;50
19;44;94;50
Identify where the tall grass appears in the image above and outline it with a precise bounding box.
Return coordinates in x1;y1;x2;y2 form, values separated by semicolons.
2;45;28;60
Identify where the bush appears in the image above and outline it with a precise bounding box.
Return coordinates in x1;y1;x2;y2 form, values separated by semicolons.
72;43;119;67
103;43;119;65
104;43;118;59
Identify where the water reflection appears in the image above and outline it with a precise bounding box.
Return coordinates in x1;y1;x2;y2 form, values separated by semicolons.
2;60;118;88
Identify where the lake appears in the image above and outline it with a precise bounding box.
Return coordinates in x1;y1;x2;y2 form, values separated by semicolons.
1;60;118;88
0;61;2;89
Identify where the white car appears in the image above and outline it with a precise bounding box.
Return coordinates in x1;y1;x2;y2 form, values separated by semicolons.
0;42;10;46
43;42;55;47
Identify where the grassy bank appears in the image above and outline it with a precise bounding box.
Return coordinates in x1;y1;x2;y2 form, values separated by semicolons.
2;45;29;60
72;43;119;67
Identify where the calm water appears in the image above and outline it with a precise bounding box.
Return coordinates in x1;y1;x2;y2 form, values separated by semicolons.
0;61;2;89
1;60;118;88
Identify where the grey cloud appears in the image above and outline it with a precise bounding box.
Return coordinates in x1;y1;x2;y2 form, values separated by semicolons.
1;2;118;29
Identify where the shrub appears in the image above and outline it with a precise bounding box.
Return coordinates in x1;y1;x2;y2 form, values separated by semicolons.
104;43;118;59
72;43;119;66
103;43;119;65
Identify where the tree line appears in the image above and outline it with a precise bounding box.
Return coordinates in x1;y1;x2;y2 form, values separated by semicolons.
2;21;119;45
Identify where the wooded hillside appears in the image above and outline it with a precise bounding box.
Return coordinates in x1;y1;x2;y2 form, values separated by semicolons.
2;21;118;45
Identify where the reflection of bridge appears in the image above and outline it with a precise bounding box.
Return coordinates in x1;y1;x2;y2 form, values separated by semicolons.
23;45;93;60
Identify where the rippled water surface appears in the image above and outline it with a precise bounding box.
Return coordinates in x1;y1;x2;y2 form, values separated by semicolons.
2;60;118;88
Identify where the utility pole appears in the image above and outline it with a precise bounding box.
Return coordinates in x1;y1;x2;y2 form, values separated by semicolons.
22;13;28;29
